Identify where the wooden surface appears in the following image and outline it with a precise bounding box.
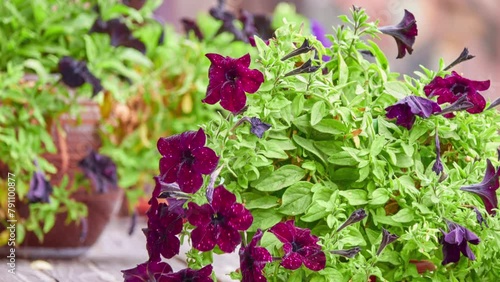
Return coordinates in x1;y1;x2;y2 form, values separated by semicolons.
0;216;238;282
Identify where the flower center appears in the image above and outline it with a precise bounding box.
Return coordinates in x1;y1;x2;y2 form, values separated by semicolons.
225;68;239;82
182;150;195;163
291;241;301;252
450;83;468;96
211;212;225;225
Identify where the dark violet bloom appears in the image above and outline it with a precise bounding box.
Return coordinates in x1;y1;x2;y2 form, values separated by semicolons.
460;159;500;215
424;71;490;115
181;18;204;41
90;18;146;53
203;53;264;114
281;39;315;61
239;229;272;282
376;228;398;256
187;186;253;253
440;220;480;265
385;96;441;130
249;117;271;138
444;48;475;71
122;0;146;10
122;260;172;282
433;132;443;175
58;56;103;97
311;19;331;61
269;220;326;271
330;246;361;258
157;128;219;193
336;209;367;233
161;265;213;282
78;150;118;193
283;59;320;77
145;197;184;262
473;207;489;228
378;9;418;59
28;168;53;203
209;5;247;42
241;11;274;46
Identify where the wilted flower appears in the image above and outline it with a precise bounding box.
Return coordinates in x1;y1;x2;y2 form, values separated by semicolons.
249;117;272;138
440;220;480;265
336;209;367;233
58;56;103;97
281;39;315;61
78;150;118;193
161;265;213;282
330;246;361;258
444;48;475;71
378;10;418;59
203;53;264;114
27;165;53;203
376;228;398;256
239;229;272;282
180;18;204;41
433;131;443;175
269;220;326;271
122;260;172;282
385;96;441;129
460;159;499;215
187;186;253;253
157;128;219;193
90;18;146;53
424;71;490;116
473;207;489;228
284;59;320;77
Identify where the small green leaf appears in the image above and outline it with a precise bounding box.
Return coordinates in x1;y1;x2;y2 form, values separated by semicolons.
328;151;358;166
248;209;283;232
313;119;347;135
243;193;280;209
339;190;368;205
310;101;326;126
278;182;313;215
391;208;414;223
369;189;390;206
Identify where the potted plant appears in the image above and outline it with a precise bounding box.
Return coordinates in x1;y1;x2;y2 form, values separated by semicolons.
123;4;500;282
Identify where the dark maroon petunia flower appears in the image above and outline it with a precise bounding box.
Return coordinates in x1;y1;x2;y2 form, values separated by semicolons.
440;220;480;265
376;228;398;256
28;164;53;203
187;185;253;253
157;128;219;193
123;0;146;10
161;265;213;282
203;53;264;114
433;131;443;175
145;197;184;262
385;96;441;130
336;209;367;233
269;220;326;271
378;9;418;59
78;150;118;193
239;229;272;282
181;18;204;41
460;159;500;215
58;56;103;97
90;18;146;53
122;260;172;282
424;71;490;116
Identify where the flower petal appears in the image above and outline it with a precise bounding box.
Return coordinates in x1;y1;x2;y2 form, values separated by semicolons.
192;147;219;175
187;202;212;227
220;82;247;114
236;53;251;68
227;203;253;231
159;157;180;183
301;248;326;271
237;68;264;94
269;220;295;244
465;91;486;114
217;225;242;253
281;252;303;270
160;234;180;259
191;224;217;252
177;163;203;193
211;186;237;212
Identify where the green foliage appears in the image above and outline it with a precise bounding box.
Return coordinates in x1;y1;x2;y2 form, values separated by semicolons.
197;6;500;282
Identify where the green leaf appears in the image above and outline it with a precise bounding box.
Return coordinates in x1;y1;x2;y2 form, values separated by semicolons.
243;193;280;209
84;34;97;62
254;165;307;192
370;135;386;157
248;209;283;232
313;119;347;135
369;189;390;206
43;213;56;233
384;81;411;100
337;50;348;85
339;190;368;205
293;134;326;163
328;151;358;166
278;182;313;215
391;208;414;223
310;101;326;126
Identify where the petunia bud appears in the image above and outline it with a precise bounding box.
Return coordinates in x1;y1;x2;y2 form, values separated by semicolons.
444;48;475;71
376;228;398;256
281;39;315;61
331;246;361;258
336;209;367;232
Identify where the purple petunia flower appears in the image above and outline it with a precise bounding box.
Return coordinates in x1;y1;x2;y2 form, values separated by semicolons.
239;229;272;282
157;128;219;193
249;117;271;138
378;10;418;59
187;186;253;253
203;53;264;114
144;196;184;262
460;159;500;215
58;56;103;97
424;71;490;116
78;150;118;193
473;207;489;228
440;220;480;265
90;18;146;53
385;96;441;129
122;260;172;282
123;0;146;10
311;19;331;61
181;18;204;41
376;228;398;256
433;132;443;175
269;220;326;271
161;265;213;282
27;164;53;203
